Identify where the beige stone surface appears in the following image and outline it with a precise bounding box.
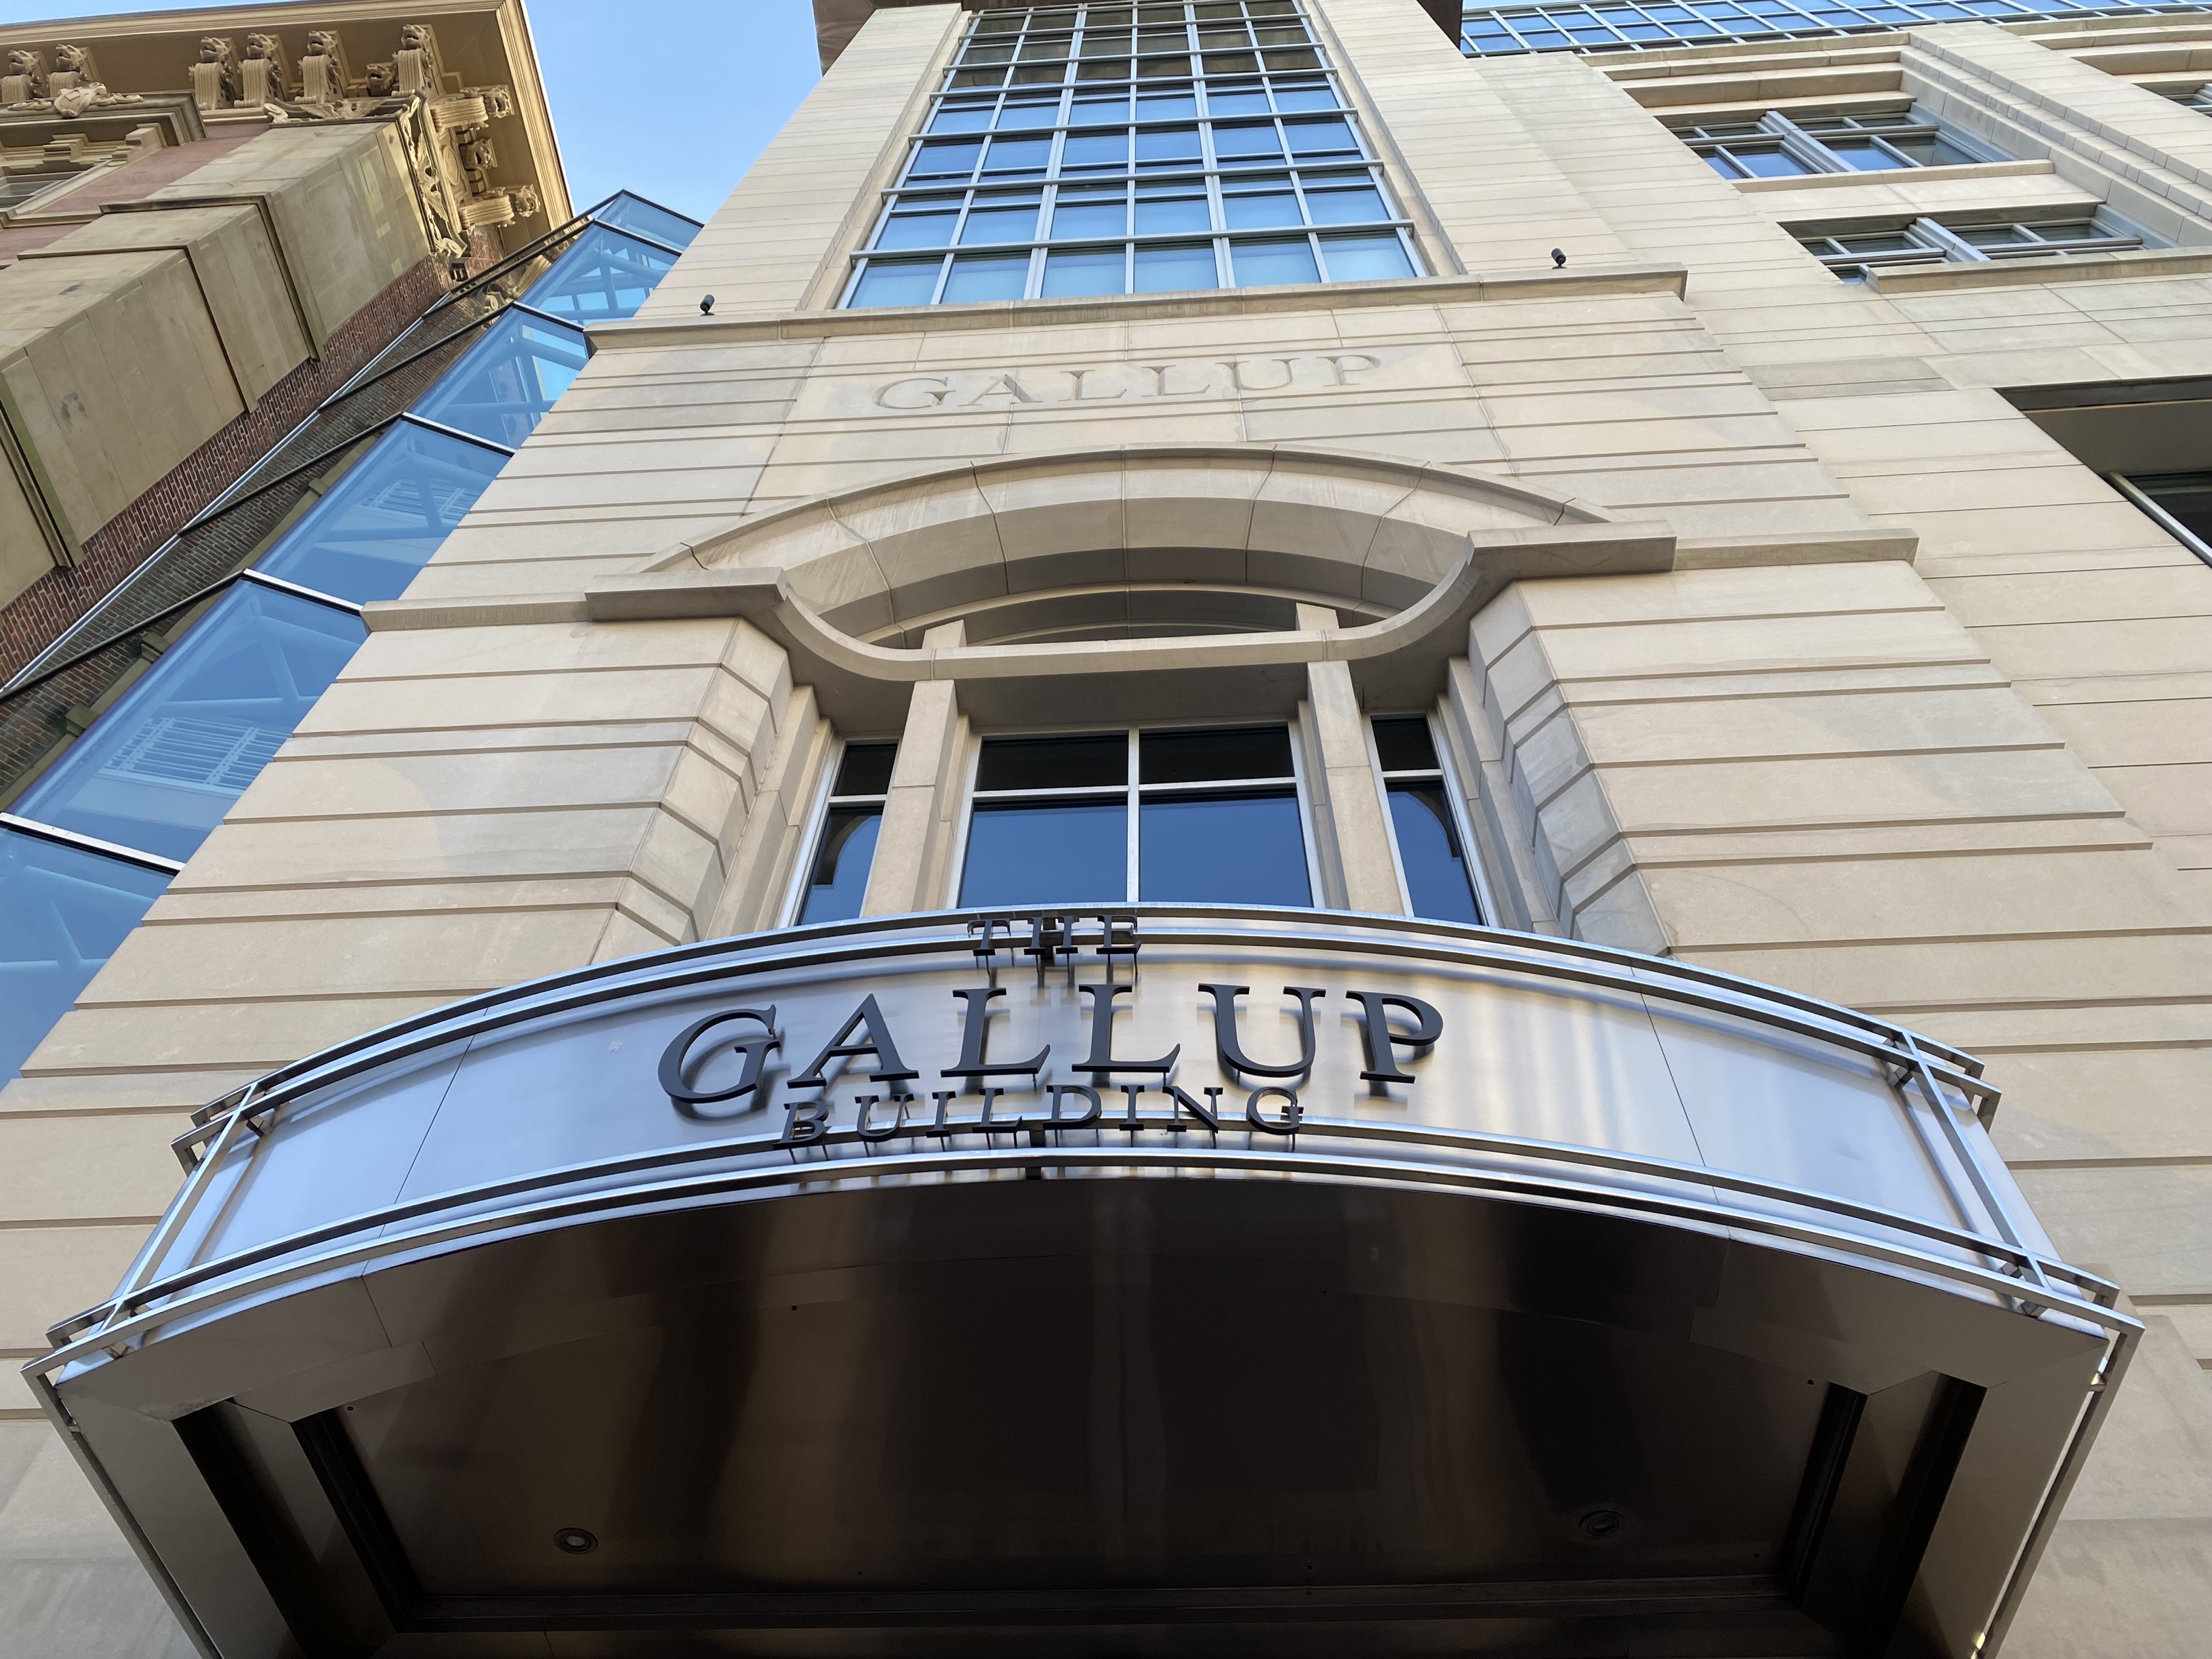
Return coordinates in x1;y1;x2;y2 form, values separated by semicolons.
11;6;2212;1656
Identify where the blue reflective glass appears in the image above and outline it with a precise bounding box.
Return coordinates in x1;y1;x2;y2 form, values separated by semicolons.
522;223;678;322
961;800;1127;905
877;209;960;248
0;830;168;1082
251;424;504;604
852;259;944;307
16;584;365;861
588;192;699;249
943;252;1031;301
1321;232;1416;280
1224;189;1303;229
410;312;588;448
798;808;882;925
1305;184;1389;224
1389;784;1481;924
1043;247;1126;295
1139;791;1309;905
1134;242;1217;291
1232;236;1320;287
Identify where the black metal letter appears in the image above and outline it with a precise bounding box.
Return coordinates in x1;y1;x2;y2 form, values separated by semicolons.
1075;983;1179;1078
659;1006;781;1119
1345;991;1443;1084
1166;1084;1223;1132
1048;1083;1101;1127
942;986;1048;1082
855;1094;912;1141
779;1094;832;1146
1246;1086;1303;1134
788;994;920;1088
1201;984;1324;1078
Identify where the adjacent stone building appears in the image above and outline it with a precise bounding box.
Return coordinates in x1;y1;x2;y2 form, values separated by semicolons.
3;1;2208;1656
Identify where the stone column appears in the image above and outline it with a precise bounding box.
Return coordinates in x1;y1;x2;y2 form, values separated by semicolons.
861;620;968;917
1296;604;1406;916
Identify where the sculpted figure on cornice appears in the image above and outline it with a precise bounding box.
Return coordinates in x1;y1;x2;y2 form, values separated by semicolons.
255;20;544;251
298;29;352;106
1;49;47;106
394;23;445;97
190;36;240;112
1;45;139;113
241;34;289;106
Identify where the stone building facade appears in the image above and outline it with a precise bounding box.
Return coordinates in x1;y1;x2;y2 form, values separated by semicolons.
0;0;567;676
3;1;2209;1655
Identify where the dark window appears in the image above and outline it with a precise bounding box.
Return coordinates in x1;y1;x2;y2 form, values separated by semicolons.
960;725;1309;907
1372;716;1483;925
797;743;899;924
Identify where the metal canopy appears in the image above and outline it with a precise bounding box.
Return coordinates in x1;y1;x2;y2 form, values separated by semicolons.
28;907;2133;1657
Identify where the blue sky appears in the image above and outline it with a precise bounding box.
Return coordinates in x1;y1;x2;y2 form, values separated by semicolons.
0;0;825;222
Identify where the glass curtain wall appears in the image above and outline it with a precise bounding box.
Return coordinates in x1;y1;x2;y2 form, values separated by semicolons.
0;190;701;1082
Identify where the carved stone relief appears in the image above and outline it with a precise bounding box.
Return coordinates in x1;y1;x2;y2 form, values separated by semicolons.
240;35;287;106
190;36;239;113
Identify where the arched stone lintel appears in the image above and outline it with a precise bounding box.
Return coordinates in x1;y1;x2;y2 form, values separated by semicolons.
649;444;1620;643
596;515;1678;731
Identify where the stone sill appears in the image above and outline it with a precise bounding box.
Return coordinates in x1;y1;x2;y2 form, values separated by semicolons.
1734;158;2056;192
588;264;1689;348
1868;245;2212;293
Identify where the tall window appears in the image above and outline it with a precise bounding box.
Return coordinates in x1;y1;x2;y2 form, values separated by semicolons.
1797;211;2151;282
844;1;1421;308
795;742;899;924
957;726;1312;907
1372;716;1483;925
1674;108;1999;180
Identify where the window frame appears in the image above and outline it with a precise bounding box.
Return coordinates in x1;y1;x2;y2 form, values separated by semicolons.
2110;472;2212;571
945;720;1323;909
1671;108;2003;180
1795;209;2150;281
783;737;900;928
1367;710;1496;927
840;1;1424;308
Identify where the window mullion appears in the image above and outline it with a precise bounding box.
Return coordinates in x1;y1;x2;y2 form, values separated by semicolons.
1911;217;1987;262
1126;728;1141;903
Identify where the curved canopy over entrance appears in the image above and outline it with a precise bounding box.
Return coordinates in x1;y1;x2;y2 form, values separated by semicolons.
33;909;2129;1658
670;445;1621;647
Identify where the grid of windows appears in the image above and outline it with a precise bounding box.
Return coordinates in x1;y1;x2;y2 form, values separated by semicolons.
844;1;1420;306
1459;0;2205;57
1675;108;1996;178
1797;211;2148;280
956;726;1313;908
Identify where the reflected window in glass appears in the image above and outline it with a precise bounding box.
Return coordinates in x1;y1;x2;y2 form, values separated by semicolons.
0;829;170;1082
1372;715;1483;924
15;584;366;863
797;742;901;925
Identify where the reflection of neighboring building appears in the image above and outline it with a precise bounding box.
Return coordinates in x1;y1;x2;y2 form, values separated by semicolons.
8;1;2212;1658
